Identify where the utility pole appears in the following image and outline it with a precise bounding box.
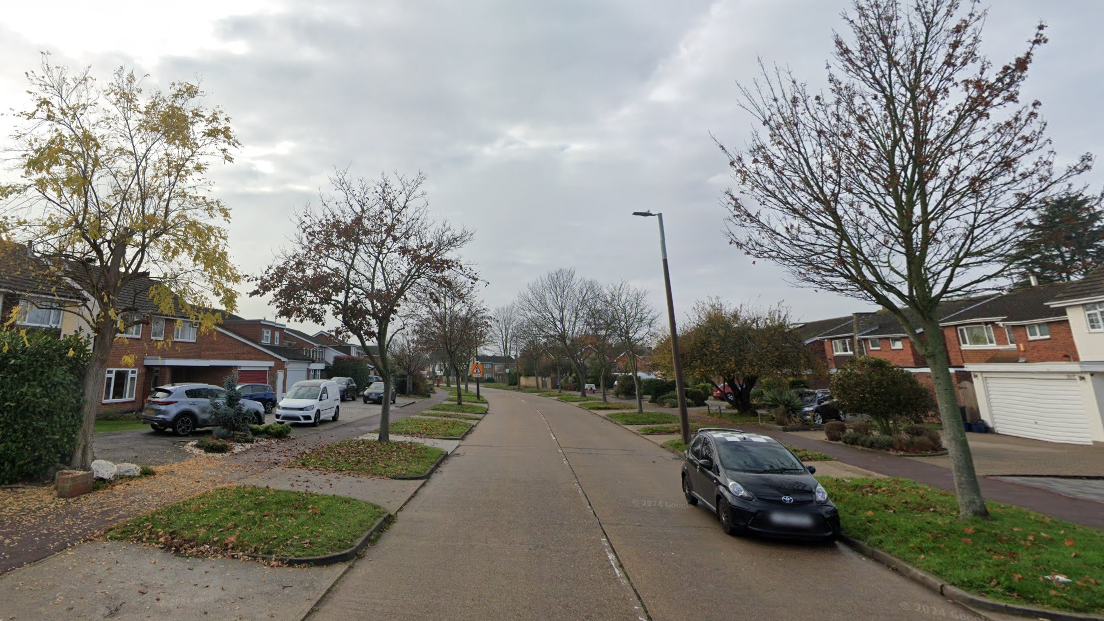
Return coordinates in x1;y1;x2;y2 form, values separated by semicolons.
633;211;691;444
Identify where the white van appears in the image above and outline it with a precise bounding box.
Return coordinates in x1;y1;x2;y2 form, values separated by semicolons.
275;379;341;426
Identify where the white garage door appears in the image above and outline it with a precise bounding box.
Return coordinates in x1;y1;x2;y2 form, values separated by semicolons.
984;376;1093;445
285;366;308;390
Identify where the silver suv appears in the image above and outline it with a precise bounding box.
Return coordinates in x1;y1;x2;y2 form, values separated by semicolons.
140;383;265;436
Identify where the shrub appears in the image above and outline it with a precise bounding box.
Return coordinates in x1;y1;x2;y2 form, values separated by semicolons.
250;424;266;436
265;423;292;439
140;465;156;476
685;388;707;407
749;387;763;402
209;374;253;437
904;425;943;448
903;425;927;438
640;378;676;401
195;438;229;453
788;378;810;390
613;378;635;399
212;427;234;440
824;421;847;441
762;386;804;424
232;431;254;444
831;356;934;436
0;330;91;484
868;435;895;450
841;431;862;445
851;421;872;436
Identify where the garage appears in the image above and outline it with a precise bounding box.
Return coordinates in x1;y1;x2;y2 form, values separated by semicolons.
284;361;309;390
980;375;1094;445
237;369;269;384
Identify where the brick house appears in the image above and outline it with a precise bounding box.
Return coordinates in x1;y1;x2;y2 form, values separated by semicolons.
0;242;86;336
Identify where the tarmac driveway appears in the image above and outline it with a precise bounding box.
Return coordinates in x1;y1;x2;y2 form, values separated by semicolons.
93;398;418;466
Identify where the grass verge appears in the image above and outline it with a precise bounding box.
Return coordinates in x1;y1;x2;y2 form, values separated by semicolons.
579;401;634;410
663;439;688;453
291;439;445;478
787;446;835;461
385;417;471;438
822;477;1104;614
107;486;386;559
607;411;679;425
439;387;487;404
637;423;705;435
430;403;488;415
424;411;482;421
95;419;149;433
557;394;598;403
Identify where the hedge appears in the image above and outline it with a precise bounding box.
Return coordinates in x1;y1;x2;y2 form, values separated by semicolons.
0;329;91;483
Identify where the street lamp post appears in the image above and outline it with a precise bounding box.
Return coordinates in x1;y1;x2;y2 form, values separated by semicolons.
633;211;691;444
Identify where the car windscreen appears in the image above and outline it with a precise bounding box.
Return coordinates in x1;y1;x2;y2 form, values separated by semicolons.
715;441;806;474
368;382;385;391
287;385;321;400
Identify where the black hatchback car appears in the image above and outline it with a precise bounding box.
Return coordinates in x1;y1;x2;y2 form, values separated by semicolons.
332;377;358;401
681;429;840;541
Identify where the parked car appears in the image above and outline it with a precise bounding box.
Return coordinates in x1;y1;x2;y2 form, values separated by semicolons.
362;381;395;404
801;390;842;424
141;383;265;436
238;383;277;413
332;376;358;401
680;428;840;541
712;384;734;402
275;379;342;426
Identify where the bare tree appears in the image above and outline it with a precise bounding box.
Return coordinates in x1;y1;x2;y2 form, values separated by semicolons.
716;0;1090;517
415;279;490;406
255;170;475;441
601;281;659;413
2;57;240;468
490;303;520;389
517;268;599;398
390;333;430;396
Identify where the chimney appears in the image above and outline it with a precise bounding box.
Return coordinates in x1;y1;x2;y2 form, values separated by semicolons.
1028;274;1039;287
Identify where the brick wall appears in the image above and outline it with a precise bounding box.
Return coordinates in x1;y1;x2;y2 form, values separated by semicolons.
1008;321;1080;363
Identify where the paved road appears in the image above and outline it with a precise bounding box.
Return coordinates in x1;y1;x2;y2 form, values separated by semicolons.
309;389;970;621
93;398;419;465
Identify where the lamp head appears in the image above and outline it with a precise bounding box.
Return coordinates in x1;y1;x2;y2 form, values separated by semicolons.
632;211;656;217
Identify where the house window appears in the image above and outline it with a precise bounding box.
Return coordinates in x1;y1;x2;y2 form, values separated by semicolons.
867;338;881;350
121;314;142;338
262;329;271;344
1005;326;1016;345
957;324;997;347
831;339;853;355
173;320;198;342
890;338;903;350
17;299;63;328
1086;304;1104;332
103;368;138;403
150;317;165;340
274;331;280;346
1026;323;1051;340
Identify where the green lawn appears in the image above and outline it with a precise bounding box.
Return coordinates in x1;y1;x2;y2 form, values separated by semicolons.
822;477;1104;614
479;383;513;390
636;423;704;435
384;417;472;438
439;387;487;404
607;411;679;425
291;439;445;478
663;439;688;453
424;411;482;421
786;446;834;461
430;402;488;415
579;401;633;410
107;486;386;559
95;419;149;433
557;394;598;403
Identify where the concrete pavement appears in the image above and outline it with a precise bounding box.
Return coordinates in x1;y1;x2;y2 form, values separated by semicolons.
309;388;971;621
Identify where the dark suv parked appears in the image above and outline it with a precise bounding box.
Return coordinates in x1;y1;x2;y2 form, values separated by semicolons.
238;383;277;413
680;429;840;541
332;377;358;401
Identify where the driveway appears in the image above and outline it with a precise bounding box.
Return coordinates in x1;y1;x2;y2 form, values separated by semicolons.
93;398;420;466
310;388;969;621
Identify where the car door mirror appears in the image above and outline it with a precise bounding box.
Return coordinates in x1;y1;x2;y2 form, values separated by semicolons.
698;458;713;471
806;465;817;475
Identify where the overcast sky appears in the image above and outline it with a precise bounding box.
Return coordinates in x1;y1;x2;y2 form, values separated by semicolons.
1;0;1101;335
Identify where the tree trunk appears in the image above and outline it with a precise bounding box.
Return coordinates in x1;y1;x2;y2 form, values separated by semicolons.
71;323;116;468
727;376;757;413
630;355;644;414
455;370;463;405
377;326;392;443
919;317;989;519
600;373;607;402
575;358;587;398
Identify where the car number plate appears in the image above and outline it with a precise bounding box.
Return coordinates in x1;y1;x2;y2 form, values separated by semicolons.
770;512;814;528
144;408;154;415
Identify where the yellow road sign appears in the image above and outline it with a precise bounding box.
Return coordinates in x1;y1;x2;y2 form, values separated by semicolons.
469;361;484;379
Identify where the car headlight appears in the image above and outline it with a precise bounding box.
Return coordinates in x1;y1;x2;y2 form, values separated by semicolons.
727;481;754;501
815;484;829;504
305;404;316;411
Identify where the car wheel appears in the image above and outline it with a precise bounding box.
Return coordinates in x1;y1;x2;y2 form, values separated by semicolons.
264;402;273;414
814;412;824;425
332;406;340;422
312;411;320;427
173;414;196;437
391;394;396;404
682;474;697;506
363;396;369;404
254;412;264;425
718;496;741;536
